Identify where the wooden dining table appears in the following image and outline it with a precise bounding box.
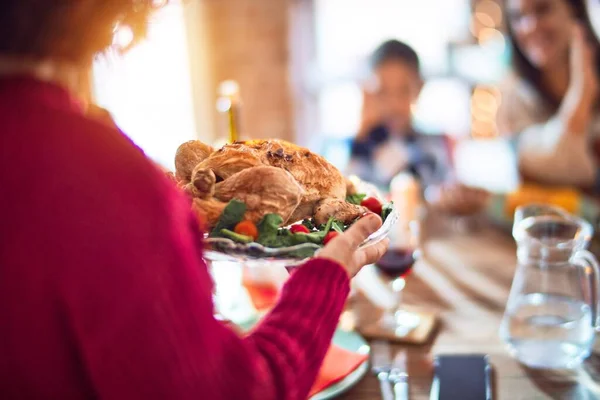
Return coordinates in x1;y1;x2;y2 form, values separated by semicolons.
338;217;600;400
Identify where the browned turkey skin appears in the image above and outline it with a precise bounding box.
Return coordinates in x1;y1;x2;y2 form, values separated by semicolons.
175;140;214;182
175;139;367;228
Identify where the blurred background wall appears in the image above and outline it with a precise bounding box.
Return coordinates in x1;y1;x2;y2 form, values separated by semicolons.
90;0;510;170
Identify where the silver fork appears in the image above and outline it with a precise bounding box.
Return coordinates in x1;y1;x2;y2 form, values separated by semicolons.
389;350;409;400
370;340;394;400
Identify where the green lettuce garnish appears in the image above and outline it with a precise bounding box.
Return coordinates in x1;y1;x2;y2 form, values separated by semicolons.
210;199;246;238
346;193;366;205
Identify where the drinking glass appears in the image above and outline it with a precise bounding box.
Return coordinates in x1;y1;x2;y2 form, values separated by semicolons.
375;219;422;337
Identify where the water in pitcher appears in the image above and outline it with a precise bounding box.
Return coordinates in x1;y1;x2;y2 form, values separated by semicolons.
500;292;595;369
500;205;600;369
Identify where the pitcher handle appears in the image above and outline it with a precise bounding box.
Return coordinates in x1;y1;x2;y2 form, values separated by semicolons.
571;250;600;330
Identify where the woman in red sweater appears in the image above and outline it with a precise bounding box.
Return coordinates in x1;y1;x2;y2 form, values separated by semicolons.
0;2;388;399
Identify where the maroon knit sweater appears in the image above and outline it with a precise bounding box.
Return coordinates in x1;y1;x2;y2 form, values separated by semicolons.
0;77;350;399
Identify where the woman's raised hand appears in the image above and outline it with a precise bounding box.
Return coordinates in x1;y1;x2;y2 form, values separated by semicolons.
564;23;598;133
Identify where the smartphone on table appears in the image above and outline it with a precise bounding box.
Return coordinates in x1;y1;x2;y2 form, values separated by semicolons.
430;354;492;400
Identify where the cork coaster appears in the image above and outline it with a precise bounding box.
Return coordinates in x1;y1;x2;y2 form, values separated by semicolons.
357;307;438;344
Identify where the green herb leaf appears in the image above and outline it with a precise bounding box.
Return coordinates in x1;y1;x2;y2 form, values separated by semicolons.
346;193;366;205
323;216;335;233
220;229;253;244
290;233;311;245
269;232;322;246
332;220;345;234
382;201;394;222
210;199;246;238
304;232;327;244
301;218;316;231
256;214;284;246
278;228;293;237
260;231;311;248
305;217;336;244
267;236;291;247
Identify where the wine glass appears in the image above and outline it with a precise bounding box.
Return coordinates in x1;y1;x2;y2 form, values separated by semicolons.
374;219;422;337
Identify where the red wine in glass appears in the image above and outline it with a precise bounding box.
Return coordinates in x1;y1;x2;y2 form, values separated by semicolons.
375;248;416;278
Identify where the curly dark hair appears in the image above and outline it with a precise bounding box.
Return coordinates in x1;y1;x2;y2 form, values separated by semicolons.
0;1;169;63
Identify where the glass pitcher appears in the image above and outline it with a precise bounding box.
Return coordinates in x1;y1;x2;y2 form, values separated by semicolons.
499;204;600;369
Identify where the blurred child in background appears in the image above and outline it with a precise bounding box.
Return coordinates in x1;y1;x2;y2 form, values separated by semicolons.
348;40;490;217
347;40;452;188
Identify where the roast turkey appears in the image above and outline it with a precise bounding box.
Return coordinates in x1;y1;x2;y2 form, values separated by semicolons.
175;139;367;228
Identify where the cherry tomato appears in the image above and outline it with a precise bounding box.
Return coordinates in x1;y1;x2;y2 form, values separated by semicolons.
290;224;310;234
360;197;383;215
234;220;259;241
323;231;339;245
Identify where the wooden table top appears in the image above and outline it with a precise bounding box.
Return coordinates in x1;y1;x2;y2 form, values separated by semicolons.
339;220;600;400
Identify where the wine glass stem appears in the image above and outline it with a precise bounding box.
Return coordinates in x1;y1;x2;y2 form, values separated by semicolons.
391;277;406;315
